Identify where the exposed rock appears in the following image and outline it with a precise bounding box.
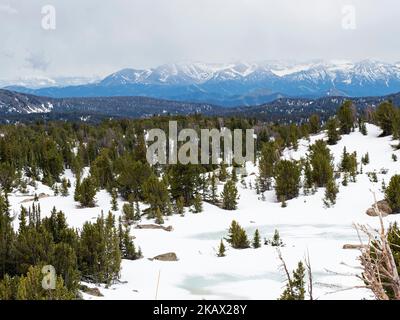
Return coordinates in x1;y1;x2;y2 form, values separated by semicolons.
343;244;366;250
136;224;173;232
80;285;104;297
20;193;50;203
150;252;178;262
365;200;392;217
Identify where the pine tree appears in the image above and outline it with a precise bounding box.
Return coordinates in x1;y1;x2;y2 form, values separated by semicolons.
104;212;121;285
267;229;284;247
385;175;400;212
392;154;398;162
324;177;339;208
337;101;355;134
217;240;226;257
0;192;14;278
142;174;169;215
303;160;313;194
221;180;239;210
134;201;141;221
219;162;228;182
361;152;370;165
342;173;349;186
326;117;340;145
176;196;185;216
122;203;134;224
119;222;140;260
110;188;118;211
60;178;69;197
210;173;218;204
7;265;76;300
79;212;121;284
309;114;321;134
231;167;238;182
192;193;203;213
258;141;279;192
53;184;59;196
75;176;97;208
375;101;397;136
308;140;334;187
274;160;301;202
155;207;164;225
252;229;261;249
226;220;250;249
279;261;306;300
360;121;368;135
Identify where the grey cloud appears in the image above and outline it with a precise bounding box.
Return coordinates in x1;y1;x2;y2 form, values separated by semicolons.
25;52;50;71
0;0;399;79
0;4;18;14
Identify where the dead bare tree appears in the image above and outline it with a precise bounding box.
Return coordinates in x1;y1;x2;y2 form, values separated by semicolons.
277;248;294;297
355;192;400;300
277;248;314;300
305;250;314;300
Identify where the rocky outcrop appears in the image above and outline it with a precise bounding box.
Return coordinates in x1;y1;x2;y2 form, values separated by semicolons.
366;200;393;217
136;224;173;232
149;252;178;262
343;244;367;250
80;285;104;297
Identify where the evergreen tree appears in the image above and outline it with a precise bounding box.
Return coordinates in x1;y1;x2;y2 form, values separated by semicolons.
90;148;114;189
142;174;169;216
279;261;306;300
258;141;279;192
375;101;397;136
361;152;370;165
324;177;339;208
192;193;203;213
119;221;141;260
274;160;301;202
155;207;164;225
75;176;97;208
385;175;400;212
252;229;261;249
110;188;118;211
53;184;59;196
219;162;228;182
122;203;134;224
176;196;185;216
134;201;141;221
303;160;313;194
337;101;356;134
0;192;14;278
266;229;284;247
231;168;238;182
360;121;368;135
308;140;334;187
226;220;250;249
326;117;340;145
79;212;121;284
217;240;226;257
221;180;239;210
60;178;69;197
0;265;75;300
309;114;321;134
0;163;17;193
168;163;202;206
210;173;218;204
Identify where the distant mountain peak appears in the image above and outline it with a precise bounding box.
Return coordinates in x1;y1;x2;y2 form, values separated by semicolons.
4;60;400;107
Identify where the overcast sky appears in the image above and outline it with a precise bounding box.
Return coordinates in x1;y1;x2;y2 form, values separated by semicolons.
0;0;399;79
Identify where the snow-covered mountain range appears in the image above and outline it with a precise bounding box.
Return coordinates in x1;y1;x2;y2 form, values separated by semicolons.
4;60;400;107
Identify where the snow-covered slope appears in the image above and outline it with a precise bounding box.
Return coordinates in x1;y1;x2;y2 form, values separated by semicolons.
7;124;400;300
